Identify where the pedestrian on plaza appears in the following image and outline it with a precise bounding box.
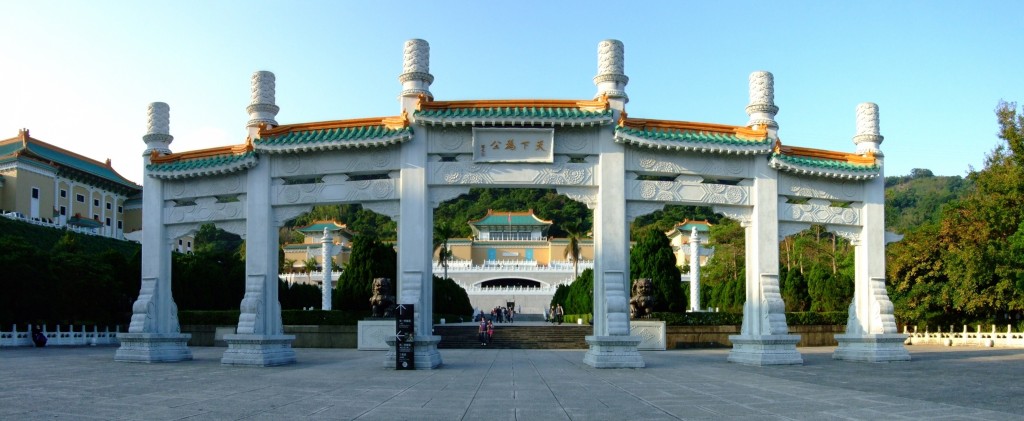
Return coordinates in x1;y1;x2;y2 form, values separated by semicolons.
486;320;494;345
549;305;556;324
31;324;47;347
478;318;488;346
556;304;564;325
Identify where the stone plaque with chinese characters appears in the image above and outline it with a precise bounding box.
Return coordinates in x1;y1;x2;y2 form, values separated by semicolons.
472;128;554;163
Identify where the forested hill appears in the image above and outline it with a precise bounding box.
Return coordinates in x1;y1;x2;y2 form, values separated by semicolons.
884;169;969;234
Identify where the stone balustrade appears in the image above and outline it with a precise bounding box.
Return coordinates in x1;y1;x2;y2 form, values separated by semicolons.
280;271;342;285
904;324;1024;348
432;260;594;272
0;324;121;347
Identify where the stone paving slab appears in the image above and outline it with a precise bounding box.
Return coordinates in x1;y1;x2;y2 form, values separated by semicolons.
1;345;1022;420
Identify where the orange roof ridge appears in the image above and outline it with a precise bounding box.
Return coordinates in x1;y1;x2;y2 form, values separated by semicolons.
774;141;876;165
417;96;609;112
621;117;768;138
150;141;254;164
261;114;409;136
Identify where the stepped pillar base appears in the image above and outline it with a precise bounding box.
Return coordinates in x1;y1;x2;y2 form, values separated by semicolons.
728;335;803;366
584;335;645;368
220;334;296;367
384;335;443;369
834;334;911;362
114;333;192;363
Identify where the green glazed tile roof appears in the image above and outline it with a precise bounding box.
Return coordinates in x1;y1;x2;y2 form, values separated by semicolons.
470;211;552;227
614;125;773;154
297;221;349;234
254;125;412;153
415;107;613;126
769;153;880;180
147;151;258;179
0;134;140;193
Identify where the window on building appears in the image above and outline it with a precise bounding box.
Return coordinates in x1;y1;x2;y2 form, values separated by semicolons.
31;188;39;199
76;194;85;203
93;198;99;207
93;214;99;220
105;217;111;226
118;206;123;213
117;221;123;229
59;206;66;216
60;189;67;198
178;239;183;245
106;202;111;210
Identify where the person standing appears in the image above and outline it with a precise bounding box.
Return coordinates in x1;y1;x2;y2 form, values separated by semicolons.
486;320;494;345
549;305;556;324
556;304;565;325
478;318;488;346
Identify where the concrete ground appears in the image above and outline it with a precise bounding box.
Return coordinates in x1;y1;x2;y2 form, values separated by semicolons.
1;345;1022;420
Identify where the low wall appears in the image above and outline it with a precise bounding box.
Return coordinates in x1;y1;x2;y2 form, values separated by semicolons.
666;325;845;348
182;325;358;348
184;324;845;349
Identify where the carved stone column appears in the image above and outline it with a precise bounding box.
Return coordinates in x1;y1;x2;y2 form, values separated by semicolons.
221;151;296;366
746;71;779;138
386;38;442;369
246;71;279;139
834;103;910;362
689;227;701;312
321;228;333;311
585;39;643;368
727;158;803;366
115;102;192;363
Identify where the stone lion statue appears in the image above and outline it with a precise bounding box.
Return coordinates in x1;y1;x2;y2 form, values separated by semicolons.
629;278;656;319
369;277;395;318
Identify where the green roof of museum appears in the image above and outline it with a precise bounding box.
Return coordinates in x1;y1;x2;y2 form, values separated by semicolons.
414;98;614;126
469;209;553;227
614;118;773;154
0;129;140;193
254;116;413;152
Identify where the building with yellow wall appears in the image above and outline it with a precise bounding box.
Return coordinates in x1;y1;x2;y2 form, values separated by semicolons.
0;129;141;238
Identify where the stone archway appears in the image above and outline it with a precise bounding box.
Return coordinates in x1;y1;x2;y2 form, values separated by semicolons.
115;39;908;369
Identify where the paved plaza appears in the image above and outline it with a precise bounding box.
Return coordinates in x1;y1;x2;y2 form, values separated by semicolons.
1;344;1022;420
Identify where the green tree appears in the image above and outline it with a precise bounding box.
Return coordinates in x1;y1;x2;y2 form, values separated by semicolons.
334;234;397;312
629;228;685;312
433;275;473;318
702;219;745;312
562;218;587;279
433;220;456;280
564;268;594;315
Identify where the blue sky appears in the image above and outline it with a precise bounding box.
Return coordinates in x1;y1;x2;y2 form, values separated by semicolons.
2;1;1021;183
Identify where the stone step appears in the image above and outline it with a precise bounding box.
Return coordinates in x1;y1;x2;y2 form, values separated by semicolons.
434;325;592;349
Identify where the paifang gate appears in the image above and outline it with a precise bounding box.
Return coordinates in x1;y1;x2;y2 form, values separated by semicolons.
114;39;909;369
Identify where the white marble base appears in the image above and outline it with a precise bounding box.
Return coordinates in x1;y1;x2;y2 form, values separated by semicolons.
584;335;645;368
114;333;193;363
629;320;667;351
728;335;803;366
358;320;396;350
834;334;911;362
220;334;296;366
384;335;443;369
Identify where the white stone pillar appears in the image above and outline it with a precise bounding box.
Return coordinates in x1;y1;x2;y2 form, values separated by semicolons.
115;102;192;363
727;156;802;366
320;228;333;311
246;71;279;140
746;71;779;138
834;103;910;362
585;39;643;368
689;227;701;312
386;39;442;369
221;137;295;366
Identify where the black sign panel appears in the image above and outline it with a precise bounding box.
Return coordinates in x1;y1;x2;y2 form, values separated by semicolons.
395;304;414;370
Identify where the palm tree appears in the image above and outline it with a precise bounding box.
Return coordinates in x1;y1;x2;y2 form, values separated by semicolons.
433;220;456;280
563;219;585;279
303;257;318;284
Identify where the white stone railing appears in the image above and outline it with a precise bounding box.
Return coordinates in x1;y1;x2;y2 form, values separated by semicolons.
2;212;123;240
456;278;575;295
904;324;1024;348
281;271;342;285
0;324;121;347
433;260;594;272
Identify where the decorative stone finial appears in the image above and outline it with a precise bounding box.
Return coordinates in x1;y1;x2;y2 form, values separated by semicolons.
853;102;884;155
746;71;779;130
246;71;280;129
143;102;173;156
594;39;628;102
399;39;433;98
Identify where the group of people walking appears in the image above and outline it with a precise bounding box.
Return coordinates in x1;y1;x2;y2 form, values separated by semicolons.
478;318;494;345
490;306;515;323
548;304;565;325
